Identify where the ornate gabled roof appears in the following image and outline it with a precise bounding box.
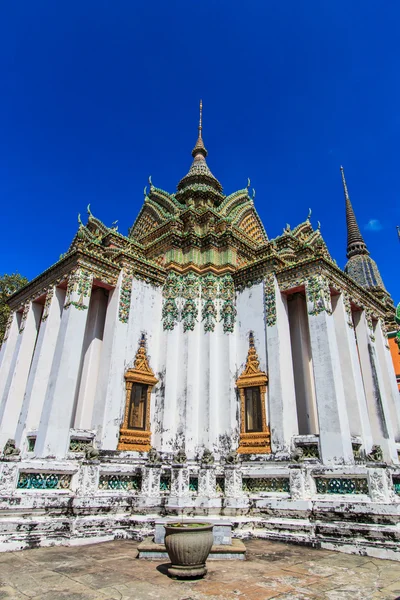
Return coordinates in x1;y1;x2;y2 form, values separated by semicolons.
340;166;387;292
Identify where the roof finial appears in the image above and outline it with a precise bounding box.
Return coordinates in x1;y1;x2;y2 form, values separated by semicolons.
340;165;350;201
192;100;207;158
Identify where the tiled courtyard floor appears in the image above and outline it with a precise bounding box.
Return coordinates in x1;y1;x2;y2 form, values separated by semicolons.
0;539;399;600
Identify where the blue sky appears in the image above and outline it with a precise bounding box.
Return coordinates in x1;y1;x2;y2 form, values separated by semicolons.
1;1;399;300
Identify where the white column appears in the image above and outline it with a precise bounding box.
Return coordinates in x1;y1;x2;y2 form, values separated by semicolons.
73;288;108;429
331;294;373;452
35;270;93;458
354;310;398;463
196;326;210;449
265;275;298;453
306;276;353;464
91;271;129;449
184;317;201;457
0;312;20;392
208;324;220;450
217;323;236;455
0;301;42;448
15;287;65;448
288;293;318;434
162;324;182;452
374;320;400;444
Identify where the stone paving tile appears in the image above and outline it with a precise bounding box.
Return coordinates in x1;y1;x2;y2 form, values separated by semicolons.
0;538;399;600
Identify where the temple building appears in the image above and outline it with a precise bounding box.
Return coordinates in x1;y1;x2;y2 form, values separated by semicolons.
0;105;399;559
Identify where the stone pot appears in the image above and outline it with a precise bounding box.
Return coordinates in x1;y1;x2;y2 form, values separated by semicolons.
164;522;214;578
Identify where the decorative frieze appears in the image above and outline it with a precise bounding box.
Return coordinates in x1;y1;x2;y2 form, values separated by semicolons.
202;299;217;332
379;319;390;349
19;302;30;333
17;472;72;490
182;299;198;332
64;269;93;311
118;267;134;323
161;271;237;333
315;477;368;495
306;275;332;316
220;300;236;333
41;288;54;322
264;274;277;327
365;310;376;342
98;474;141;491
343;293;354;328
2;312;13;342
242;477;290;493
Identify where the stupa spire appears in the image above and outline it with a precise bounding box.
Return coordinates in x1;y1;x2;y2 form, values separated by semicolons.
340;166;369;259
176;100;223;204
192;99;208;158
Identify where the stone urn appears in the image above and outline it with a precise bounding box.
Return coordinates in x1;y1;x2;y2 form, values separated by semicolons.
164;522;214;578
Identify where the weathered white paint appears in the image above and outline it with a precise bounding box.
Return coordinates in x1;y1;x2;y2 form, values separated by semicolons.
331;294;373;452
35;279;92;458
266;277;298;452
184;311;201;455
307;306;353;465
374;320;400;446
15;288;65;449
73;288;108;430
236;283;267;442
124;279;163;449
217;319;236;455
91;273;128;449
236;283;267;376
0;302;43;448
0;312;20;374
160;322;182;452
353;310;398;463
209;322;220;451
196;328;210;451
288;294;318;434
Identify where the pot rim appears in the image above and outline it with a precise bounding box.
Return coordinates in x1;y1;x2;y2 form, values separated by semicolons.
165;522;213;533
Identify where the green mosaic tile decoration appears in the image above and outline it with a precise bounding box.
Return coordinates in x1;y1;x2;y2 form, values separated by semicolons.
264;274;277;327
17;472;72;490
300;444;319;459
189;476;198;493
306;275;332;316
215;477;225;494
160;474;171;492
98;474;142;491
26;437;36;452
242;477;290;493
315;477;369;495
69;438;93;452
